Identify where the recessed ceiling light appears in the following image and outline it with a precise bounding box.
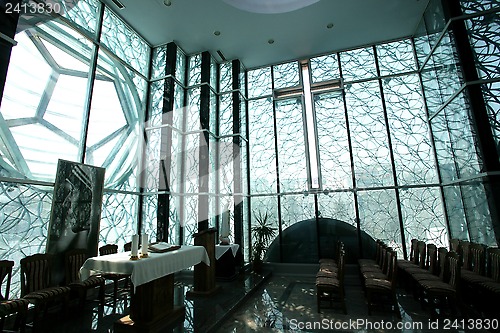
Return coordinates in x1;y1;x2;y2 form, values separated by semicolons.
164;0;172;6
327;23;334;29
268;39;275;44
214;31;221;36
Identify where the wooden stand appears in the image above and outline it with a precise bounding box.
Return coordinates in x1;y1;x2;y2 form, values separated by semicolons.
114;274;185;333
187;228;220;297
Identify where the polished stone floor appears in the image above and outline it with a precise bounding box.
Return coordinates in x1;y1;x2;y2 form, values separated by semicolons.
6;265;496;333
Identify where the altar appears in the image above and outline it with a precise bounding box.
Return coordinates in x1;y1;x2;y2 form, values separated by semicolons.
80;245;210;333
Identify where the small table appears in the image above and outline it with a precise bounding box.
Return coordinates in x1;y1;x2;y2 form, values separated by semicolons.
81;245;210;333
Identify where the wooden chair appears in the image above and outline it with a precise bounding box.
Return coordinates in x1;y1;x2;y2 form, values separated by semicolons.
123;242;132;252
98;244;130;308
64;249;105;308
316;249;346;314
20;254;71;329
364;249;400;318
0;260;29;333
417;251;461;319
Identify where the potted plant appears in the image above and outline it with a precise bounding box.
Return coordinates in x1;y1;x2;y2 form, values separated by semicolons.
251;210;277;273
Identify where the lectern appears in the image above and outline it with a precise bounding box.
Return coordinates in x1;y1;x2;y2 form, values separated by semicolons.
187;228;220;296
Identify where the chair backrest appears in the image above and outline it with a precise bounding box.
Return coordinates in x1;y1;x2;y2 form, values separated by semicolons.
445;251;461;290
65;249;88;284
488;248;500;282
123;242;132;252
459;240;471;269
381;246;393;275
99;244;118;256
409;239;418;263
416;241;427;268
0;260;14;301
469;243;486;275
337;249;346;284
449;239;460;253
437;247;448;280
20;253;52;297
426;244;438;275
387;250;398;290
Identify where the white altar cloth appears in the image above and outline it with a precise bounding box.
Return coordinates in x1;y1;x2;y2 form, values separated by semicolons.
215;244;240;260
80;245;210;288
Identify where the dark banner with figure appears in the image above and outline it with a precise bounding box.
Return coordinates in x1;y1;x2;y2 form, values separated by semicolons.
47;159;105;285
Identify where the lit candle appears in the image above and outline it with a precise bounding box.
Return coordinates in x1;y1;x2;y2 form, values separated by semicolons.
131;234;139;257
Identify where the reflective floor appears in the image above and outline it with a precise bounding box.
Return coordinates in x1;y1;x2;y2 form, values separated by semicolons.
7;266;496;333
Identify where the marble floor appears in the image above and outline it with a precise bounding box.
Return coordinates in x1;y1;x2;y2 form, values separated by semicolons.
6;266;496;333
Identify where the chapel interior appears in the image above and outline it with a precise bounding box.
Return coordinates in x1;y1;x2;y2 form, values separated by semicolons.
1;0;500;332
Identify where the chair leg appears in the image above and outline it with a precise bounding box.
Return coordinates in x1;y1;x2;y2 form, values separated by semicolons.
113;281;118;309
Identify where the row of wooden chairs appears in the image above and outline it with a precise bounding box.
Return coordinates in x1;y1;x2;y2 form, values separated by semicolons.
358;241;400;318
315;241;346;314
1;242;138;331
450;239;500;318
398;239;463;318
0;250;106;332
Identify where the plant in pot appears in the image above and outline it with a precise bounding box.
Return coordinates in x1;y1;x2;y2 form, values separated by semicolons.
251;210;277;273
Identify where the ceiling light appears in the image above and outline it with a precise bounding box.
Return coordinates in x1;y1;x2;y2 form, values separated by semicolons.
214;31;221;36
327;23;334;29
163;0;172;6
268;39;274;44
223;0;319;14
111;0;125;9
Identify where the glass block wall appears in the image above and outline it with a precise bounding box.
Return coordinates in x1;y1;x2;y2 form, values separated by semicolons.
0;0;148;296
247;40;447;262
1;0;500;296
417;0;500;247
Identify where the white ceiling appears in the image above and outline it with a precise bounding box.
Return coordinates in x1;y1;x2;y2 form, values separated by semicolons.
100;0;430;69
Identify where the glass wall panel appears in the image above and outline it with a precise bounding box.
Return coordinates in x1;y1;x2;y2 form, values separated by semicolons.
100;7;149;77
430;111;457;182
345;81;393;187
85;49;146;191
483;82;500;153
247;67;272;98
273;61;300;89
219;62;233;93
142;195;158;241
219;93;233;136
445;92;481;178
248;98;276;194
465;13;500;80
275;98;307;192
358;189;402;254
461;180;496;246
399;187;448;251
318;191;356;226
188;54;202;86
442;185;469;240
99;192;137;247
60;0;101;37
280;194;315;229
0;22;94;181
460;0;500;14
376;39;417;76
314;91;352;190
421;57;444;116
339;47;377;82
384;74;438;185
310;54;340;83
414;17;432;70
424;0;447;51
250;195;279;259
0;183;52;297
151;45;167;80
433;34;463;104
